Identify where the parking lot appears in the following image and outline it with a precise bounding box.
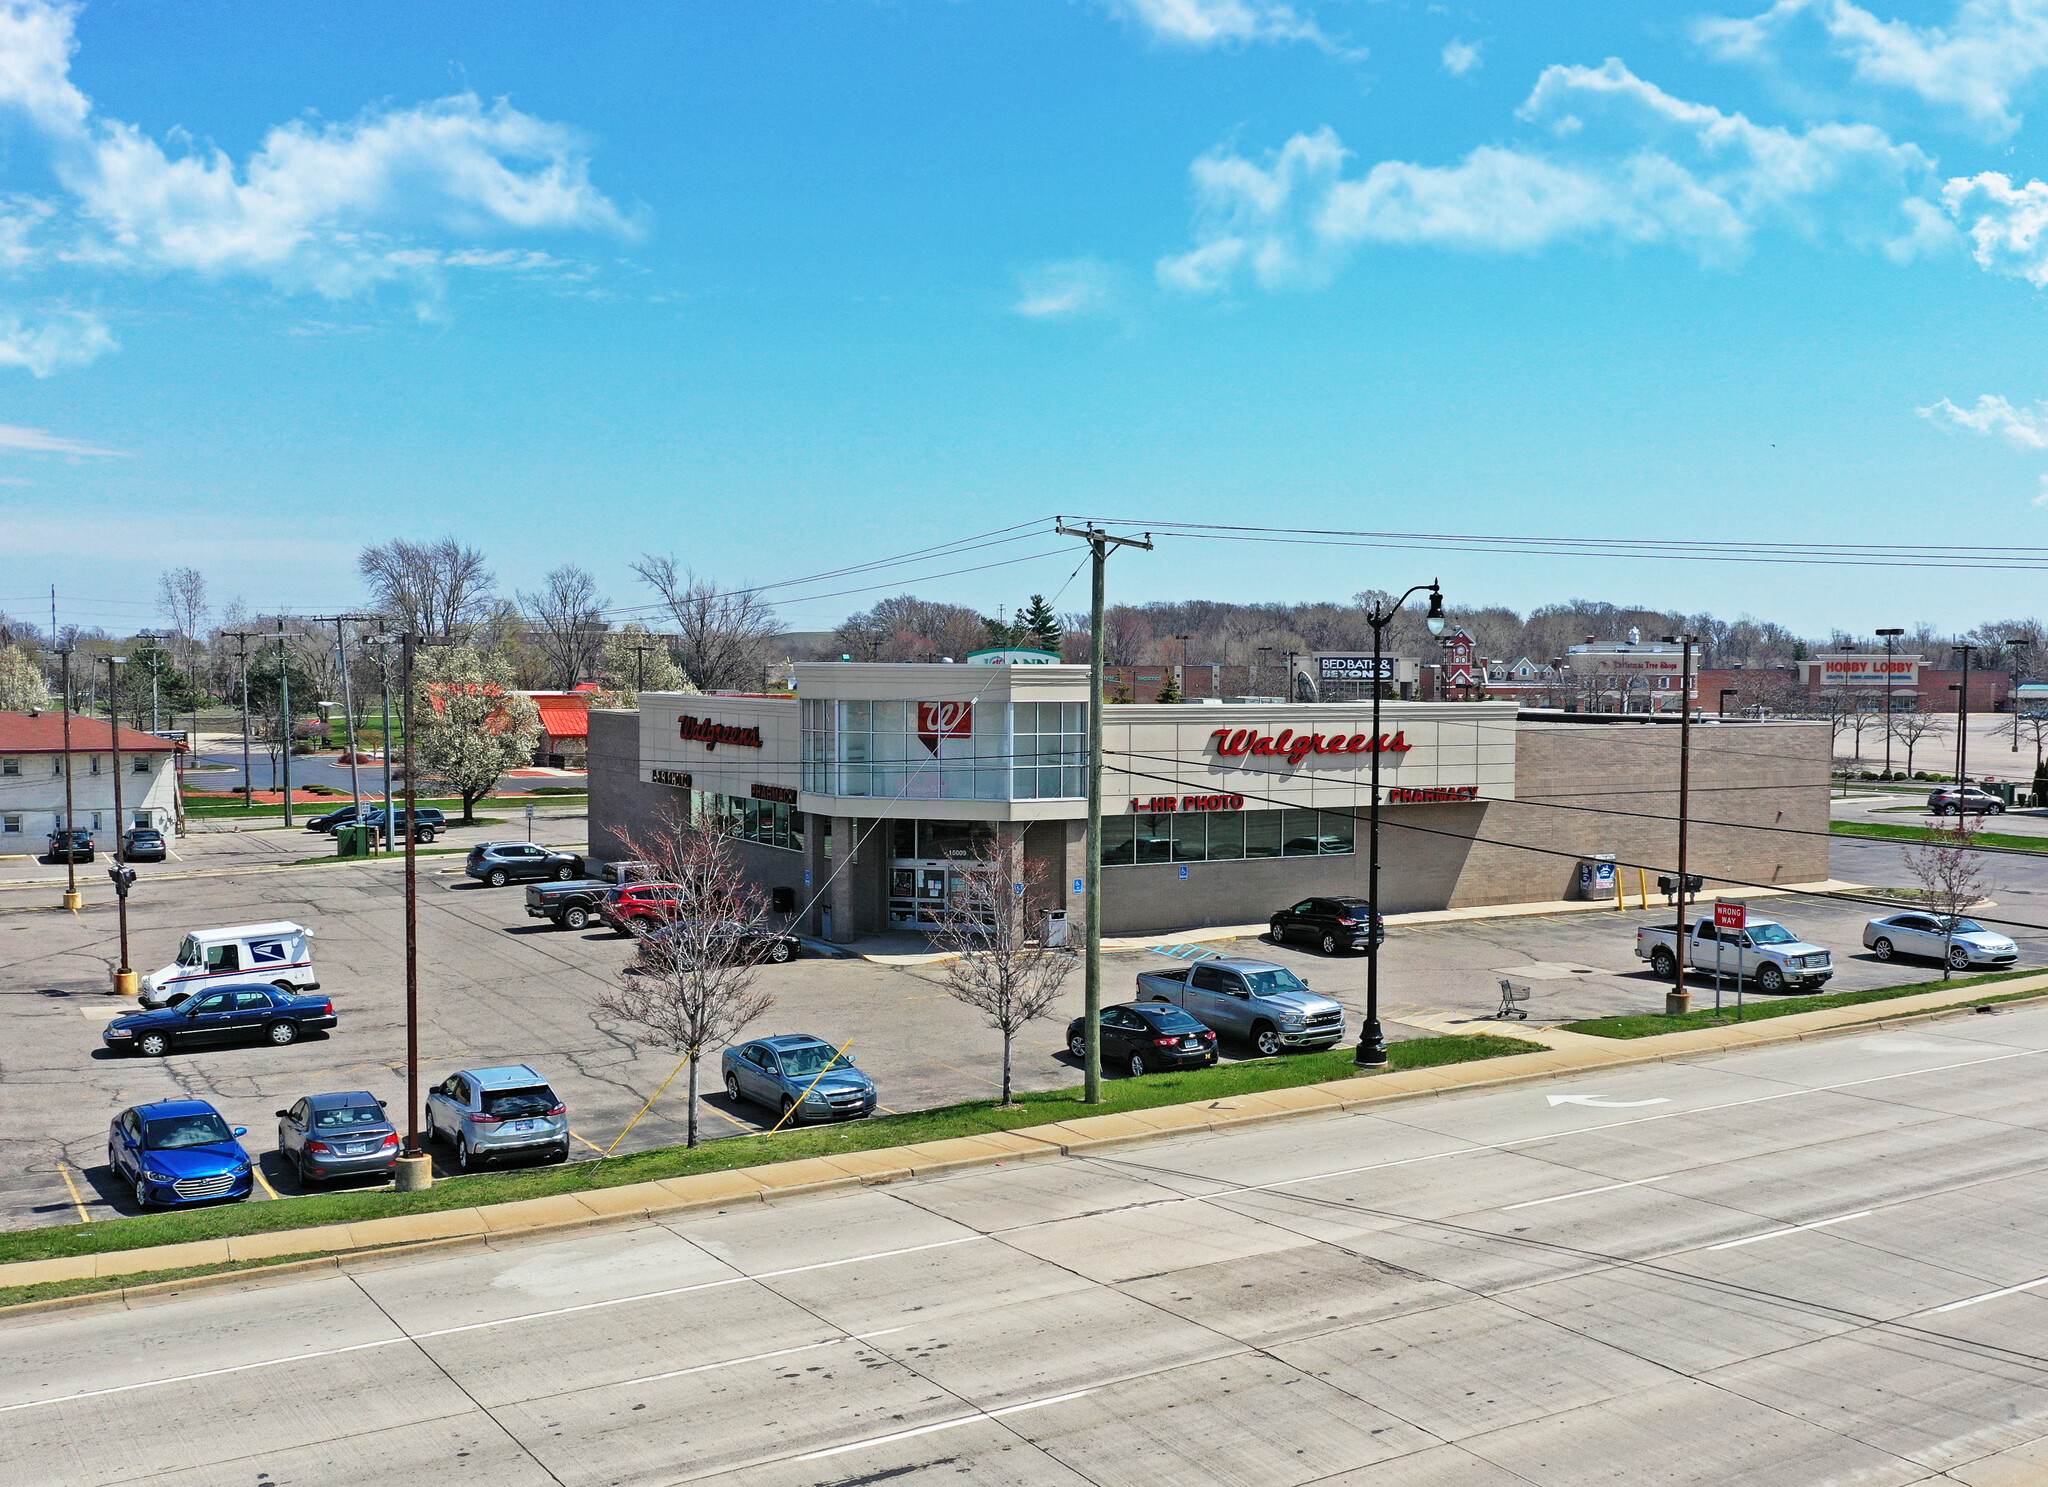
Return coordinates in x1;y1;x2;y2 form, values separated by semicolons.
2;823;2044;1231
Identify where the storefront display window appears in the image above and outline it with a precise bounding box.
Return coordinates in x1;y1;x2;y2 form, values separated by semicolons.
689;791;804;853
802;698;1082;800
1102;809;1356;866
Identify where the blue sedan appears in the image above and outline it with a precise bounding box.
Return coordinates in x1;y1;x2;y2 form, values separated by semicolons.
722;1035;878;1124
107;1099;254;1209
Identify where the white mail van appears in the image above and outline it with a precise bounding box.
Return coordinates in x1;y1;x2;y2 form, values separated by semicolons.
139;922;318;1008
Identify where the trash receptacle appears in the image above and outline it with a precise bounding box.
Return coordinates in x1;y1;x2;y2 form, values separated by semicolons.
1577;854;1617;901
1041;909;1069;948
335;823;371;858
1986;780;2016;807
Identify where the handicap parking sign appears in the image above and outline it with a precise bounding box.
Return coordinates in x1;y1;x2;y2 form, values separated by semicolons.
1179;865;1189;881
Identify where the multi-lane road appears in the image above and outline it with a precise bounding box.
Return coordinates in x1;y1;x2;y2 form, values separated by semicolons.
7;1004;2048;1484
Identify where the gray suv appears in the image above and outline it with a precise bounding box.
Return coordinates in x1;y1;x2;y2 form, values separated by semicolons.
424;1064;570;1170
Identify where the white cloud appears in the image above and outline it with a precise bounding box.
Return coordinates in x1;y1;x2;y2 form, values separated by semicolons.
2035;472;2048;504
1102;0;1343;50
1940;170;2048;282
0;0;632;353
1013;257;1118;318
0;310;112;375
1442;37;1483;75
1157;58;1950;292
1696;0;2048;136
1918;393;2048;445
0;419;125;455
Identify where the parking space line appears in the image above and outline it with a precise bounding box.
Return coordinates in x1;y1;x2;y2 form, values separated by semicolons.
55;1163;90;1223
568;1129;607;1155
249;1164;280;1201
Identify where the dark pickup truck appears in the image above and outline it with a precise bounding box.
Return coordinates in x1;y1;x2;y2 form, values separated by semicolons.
524;880;612;931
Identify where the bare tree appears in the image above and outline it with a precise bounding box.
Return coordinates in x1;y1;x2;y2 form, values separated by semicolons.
631;557;782;690
519;565;610;691
596;806;775;1147
1888;711;1946;777
358;538;496;638
1903;818;1993;978
926;836;1073;1106
1997;704;2048;776
156;568;209;679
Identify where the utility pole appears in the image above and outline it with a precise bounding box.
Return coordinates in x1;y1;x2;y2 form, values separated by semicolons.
1356;581;1446;1066
1664;634;1697;1012
369;633;397;852
391;632;449;1190
277;621;296;828
1055;519;1152;1103
59;649;79;912
1876;628;1904;778
314;615;377;834
103;654;136;996
222;632;257;810
631;641;661;694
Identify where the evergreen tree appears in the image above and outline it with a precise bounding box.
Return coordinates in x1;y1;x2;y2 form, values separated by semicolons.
981;613;1025;648
1020;594;1062;655
1157;672;1183;704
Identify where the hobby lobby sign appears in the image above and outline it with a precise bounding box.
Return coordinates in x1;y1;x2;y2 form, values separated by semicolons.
1208;726;1411;767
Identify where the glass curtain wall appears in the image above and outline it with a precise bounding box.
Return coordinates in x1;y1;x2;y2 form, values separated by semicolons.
1101;808;1356;866
802;699;1083;801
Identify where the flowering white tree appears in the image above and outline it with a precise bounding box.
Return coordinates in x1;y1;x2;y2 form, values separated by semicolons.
0;645;50;712
413;645;540;822
1904;817;1993;979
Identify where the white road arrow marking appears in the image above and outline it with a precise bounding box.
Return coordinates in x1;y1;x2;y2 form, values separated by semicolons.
1546;1094;1671;1109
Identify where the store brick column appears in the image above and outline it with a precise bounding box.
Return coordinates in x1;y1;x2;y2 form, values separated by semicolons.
825;814;860;943
1062;817;1089;943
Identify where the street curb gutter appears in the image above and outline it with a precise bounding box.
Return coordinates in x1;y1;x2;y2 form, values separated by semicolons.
6;974;2046;1321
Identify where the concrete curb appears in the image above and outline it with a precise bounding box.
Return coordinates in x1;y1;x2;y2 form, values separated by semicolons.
5;972;2043;1318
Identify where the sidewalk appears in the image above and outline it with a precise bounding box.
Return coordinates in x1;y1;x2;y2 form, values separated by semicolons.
836;878;1868;964
8;968;2038;1306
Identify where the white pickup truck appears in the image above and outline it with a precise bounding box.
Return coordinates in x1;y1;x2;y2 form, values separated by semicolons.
1635;917;1834;993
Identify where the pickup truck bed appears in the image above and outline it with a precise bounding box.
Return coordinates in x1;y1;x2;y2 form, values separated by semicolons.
524;880;611;930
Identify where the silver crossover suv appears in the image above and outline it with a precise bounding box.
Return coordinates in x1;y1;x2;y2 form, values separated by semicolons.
424;1064;570;1171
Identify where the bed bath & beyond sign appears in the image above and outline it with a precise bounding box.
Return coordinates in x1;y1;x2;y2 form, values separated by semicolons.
1208;727;1411;767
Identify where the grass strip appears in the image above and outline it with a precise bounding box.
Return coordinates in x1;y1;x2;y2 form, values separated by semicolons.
186;795;583;819
0;1253;342;1309
1831;820;2048;853
1562;968;2043;1040
0;1034;1527;1271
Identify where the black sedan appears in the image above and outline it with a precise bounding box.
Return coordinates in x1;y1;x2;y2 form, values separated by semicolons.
1270;896;1383;955
305;805;368;834
1067;1002;1217;1077
275;1091;399;1185
121;828;167;862
629;921;802;969
103;983;338;1057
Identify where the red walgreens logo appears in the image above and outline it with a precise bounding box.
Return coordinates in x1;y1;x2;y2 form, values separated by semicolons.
917;701;972;755
678;715;764;751
1209;727;1412;767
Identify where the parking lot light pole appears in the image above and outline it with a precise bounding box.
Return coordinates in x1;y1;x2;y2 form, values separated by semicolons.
1954;644;1978;786
1663;635;1697;1012
102;654;138;996
1357;581;1445;1068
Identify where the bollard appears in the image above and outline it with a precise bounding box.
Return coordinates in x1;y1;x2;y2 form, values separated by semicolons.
1664;989;1691;1016
393;1154;433;1192
112;969;139;998
62;889;81;912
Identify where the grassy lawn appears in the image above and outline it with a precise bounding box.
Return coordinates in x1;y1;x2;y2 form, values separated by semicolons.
0;1033;1526;1288
1831;820;2048;853
187;794;583;819
1562;967;2044;1039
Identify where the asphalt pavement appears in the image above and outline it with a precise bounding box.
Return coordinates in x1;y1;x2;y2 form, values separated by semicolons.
8;1006;2048;1484
3;829;2043;1234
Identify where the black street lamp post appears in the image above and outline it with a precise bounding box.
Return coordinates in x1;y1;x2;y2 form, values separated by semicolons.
1876;628;1904;777
1356;580;1446;1068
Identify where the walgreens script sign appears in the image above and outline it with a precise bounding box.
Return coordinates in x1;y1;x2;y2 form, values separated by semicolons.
917;701;972;755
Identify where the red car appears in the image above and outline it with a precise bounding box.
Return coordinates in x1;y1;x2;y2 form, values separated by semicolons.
599;883;682;934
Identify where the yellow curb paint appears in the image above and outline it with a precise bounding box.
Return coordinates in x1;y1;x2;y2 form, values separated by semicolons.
56;1164;90;1225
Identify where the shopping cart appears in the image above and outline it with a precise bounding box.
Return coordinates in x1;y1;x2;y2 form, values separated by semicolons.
1495;979;1531;1020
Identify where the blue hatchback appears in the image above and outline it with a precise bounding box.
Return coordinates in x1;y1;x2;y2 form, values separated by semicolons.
106;1099;253;1209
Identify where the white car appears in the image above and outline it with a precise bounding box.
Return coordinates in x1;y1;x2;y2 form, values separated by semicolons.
1863;913;2017;971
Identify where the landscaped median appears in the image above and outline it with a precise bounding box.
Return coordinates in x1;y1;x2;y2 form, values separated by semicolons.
10;967;2048;1313
1562;966;2045;1039
0;1034;1528;1308
1831;819;2048;853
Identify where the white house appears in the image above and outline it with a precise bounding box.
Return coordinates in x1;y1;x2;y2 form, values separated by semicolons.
0;711;181;851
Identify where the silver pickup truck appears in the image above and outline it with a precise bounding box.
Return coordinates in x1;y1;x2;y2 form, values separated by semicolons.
1635;917;1833;993
1134;957;1348;1056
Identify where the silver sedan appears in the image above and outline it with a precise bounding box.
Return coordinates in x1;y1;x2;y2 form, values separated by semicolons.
1863;913;2018;971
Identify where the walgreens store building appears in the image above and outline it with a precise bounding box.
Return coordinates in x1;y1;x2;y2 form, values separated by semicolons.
587;662;1828;943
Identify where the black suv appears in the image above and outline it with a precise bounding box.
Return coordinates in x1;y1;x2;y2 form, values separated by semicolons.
1269;896;1384;955
46;828;94;863
358;807;445;842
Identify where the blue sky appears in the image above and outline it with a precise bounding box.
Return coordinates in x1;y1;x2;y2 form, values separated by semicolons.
4;0;2048;639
